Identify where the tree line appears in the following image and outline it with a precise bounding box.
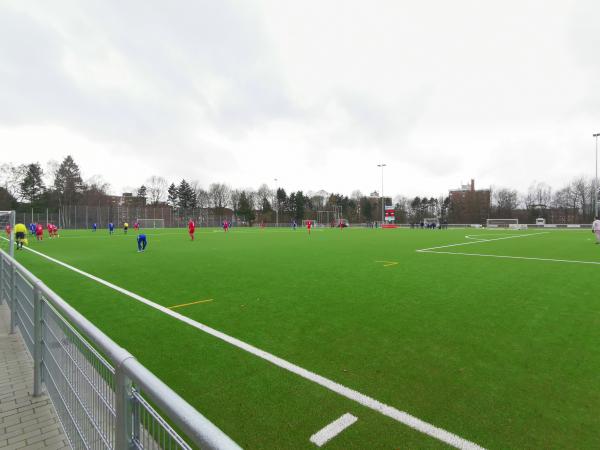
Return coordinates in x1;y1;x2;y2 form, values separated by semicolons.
1;156;598;224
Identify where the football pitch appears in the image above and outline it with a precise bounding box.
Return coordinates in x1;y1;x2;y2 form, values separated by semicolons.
3;226;600;449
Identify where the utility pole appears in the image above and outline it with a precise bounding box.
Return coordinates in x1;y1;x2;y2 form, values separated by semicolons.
377;163;386;223
594;133;600;217
274;178;279;227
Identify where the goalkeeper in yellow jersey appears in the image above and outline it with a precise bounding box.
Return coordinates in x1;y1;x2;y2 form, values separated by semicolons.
14;223;27;250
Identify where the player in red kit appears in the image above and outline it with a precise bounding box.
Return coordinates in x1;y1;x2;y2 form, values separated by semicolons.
51;224;58;238
5;224;10;237
307;220;312;234
36;224;44;240
188;219;195;241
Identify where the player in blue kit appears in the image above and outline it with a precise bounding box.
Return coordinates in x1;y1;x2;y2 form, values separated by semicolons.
108;222;114;234
137;233;147;252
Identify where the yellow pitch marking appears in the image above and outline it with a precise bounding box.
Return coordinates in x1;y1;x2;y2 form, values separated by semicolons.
167;299;214;310
375;260;399;267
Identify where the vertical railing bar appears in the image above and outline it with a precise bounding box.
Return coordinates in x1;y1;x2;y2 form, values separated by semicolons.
116;357;135;450
133;386;140;446
10;263;16;334
0;252;4;305
33;280;43;396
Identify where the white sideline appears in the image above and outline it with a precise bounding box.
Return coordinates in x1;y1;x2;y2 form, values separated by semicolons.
4;239;484;450
310;413;358;447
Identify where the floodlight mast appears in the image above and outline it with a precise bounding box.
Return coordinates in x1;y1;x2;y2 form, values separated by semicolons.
377;163;386;223
594;133;600;217
274;178;279;227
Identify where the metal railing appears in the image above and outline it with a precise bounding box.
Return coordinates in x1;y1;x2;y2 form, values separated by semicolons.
0;249;241;450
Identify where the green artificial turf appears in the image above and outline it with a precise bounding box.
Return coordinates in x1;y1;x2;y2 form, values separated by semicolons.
4;226;600;449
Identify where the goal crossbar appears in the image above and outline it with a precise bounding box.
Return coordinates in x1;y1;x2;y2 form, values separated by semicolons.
137;219;165;229
486;218;518;228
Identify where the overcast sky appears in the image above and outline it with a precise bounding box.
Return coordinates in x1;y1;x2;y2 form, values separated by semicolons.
1;0;599;198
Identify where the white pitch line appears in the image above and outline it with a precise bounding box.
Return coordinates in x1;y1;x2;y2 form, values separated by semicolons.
416;232;548;252
418;250;600;266
5;239;484;450
310;413;358;447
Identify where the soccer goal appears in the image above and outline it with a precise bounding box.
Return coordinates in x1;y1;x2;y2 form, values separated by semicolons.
0;211;16;257
486;218;518;228
137;219;165;229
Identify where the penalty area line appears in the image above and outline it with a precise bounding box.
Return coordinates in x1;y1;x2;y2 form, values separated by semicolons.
5;240;485;450
416;232;548;252
418;250;600;266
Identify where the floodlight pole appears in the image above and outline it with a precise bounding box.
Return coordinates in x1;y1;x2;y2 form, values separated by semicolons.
594;133;600;217
377;163;386;223
274;178;279;228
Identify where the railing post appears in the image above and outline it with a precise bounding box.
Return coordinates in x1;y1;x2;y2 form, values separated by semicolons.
115;360;135;449
33;281;43;396
0;254;4;305
132;392;140;445
9;211;15;258
10;264;16;334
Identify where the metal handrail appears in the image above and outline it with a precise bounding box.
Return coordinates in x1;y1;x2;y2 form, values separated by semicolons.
0;248;241;450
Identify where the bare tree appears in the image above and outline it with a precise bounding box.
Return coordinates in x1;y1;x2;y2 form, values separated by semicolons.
256;183;272;211
492;187;519;217
571;177;593;221
196;188;210;209
209;183;231;219
552;185;573;223
230;189;242;214
146;176;168;205
0;163;27;201
525;182;552;207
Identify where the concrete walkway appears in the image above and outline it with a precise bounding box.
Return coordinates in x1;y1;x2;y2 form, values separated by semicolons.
0;303;70;449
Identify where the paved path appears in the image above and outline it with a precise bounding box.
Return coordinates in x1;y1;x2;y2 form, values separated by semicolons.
0;302;70;449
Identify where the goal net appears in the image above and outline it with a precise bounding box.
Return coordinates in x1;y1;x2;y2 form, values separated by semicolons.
486;218;518;228
137;219;165;229
317;208;342;226
0;211;16;256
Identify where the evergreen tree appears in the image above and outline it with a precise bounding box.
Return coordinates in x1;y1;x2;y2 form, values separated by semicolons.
137;185;147;199
361;197;373;221
167;183;178;206
276;188;287;212
177;179;196;209
261;197;272;212
20;163;45;204
53;155;84;206
237;191;255;225
294;191;305;221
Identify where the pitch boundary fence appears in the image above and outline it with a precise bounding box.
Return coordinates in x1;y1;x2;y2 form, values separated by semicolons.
0;248;241;450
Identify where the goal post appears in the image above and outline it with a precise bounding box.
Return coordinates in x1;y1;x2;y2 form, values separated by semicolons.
486;218;518;228
137;219;165;229
0;211;16;257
